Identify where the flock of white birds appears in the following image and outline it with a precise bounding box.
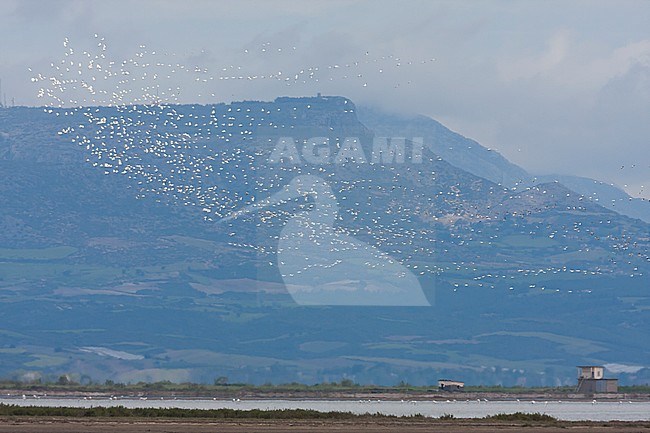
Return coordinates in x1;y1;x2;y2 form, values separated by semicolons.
29;36;647;297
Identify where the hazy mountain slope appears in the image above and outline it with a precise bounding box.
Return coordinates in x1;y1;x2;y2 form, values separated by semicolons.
538;174;650;223
357;106;650;224
356;106;532;187
0;99;648;386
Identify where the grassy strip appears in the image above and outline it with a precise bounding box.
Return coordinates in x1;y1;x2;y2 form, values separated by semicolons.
0;404;380;419
484;412;558;422
0;404;560;422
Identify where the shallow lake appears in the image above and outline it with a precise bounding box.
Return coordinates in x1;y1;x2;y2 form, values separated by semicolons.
2;397;649;421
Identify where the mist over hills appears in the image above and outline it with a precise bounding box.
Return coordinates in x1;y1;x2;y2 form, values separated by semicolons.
0;97;648;386
356;106;650;224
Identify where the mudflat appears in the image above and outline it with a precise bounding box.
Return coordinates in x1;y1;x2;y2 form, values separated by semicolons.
1;418;649;433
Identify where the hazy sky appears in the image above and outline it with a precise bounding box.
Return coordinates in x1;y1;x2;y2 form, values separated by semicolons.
1;0;648;198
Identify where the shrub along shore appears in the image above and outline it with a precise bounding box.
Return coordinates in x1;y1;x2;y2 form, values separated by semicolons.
0;404;561;422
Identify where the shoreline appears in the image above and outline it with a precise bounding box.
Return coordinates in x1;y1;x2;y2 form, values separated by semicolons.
1;399;649;432
2;389;649;402
2;397;649;422
1;417;650;433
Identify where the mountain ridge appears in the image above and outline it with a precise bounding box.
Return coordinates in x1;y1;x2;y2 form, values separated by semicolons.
356;105;650;224
0;98;648;386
